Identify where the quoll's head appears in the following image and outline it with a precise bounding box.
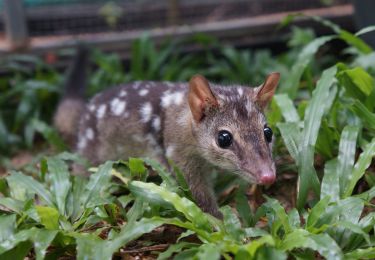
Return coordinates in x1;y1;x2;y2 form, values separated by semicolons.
188;73;280;185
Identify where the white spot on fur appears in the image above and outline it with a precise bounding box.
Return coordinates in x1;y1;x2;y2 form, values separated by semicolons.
88;104;96;112
85;114;90;120
140;102;152;122
152;116;161;131
77;137;87;150
119;90;127;97
161;91;184;108
237;88;244;96
166;145;175;157
139;89;149;96
97;104;107;119
233;109;238;118
86;128;94;140
110;98;126;116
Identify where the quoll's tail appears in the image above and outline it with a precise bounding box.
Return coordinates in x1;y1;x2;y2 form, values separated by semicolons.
54;44;90;147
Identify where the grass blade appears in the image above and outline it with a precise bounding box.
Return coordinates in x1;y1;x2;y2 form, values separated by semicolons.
351;100;375;130
235;183;254;227
46;157;71;216
344;137;375;197
306;196;331;232
297;66;338;208
274;94;300;122
277;122;301;162
336;126;360;197
321;159;339;202
280;35;335;98
83;162;113;207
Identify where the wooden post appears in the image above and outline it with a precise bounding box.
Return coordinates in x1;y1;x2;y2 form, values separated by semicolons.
3;0;29;50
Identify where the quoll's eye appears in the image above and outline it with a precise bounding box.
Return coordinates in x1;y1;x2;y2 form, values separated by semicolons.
217;130;233;148
264;126;273;143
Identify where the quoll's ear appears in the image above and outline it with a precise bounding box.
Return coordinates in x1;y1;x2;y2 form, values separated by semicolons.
255;72;280;110
188;75;218;122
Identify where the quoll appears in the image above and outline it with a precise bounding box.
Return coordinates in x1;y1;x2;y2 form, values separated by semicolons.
55;47;280;217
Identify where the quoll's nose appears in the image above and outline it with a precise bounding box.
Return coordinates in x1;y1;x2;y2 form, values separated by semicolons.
258;171;276;185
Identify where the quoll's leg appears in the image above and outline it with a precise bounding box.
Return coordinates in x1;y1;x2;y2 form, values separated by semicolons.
181;161;223;218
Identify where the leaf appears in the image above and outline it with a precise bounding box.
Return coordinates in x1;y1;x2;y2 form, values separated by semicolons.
235;183;254;227
338;67;374;104
306;196;331;232
339;30;373;54
321;159;339;202
274;94;300;122
345;247;375;260
297;66;338;208
280;229;343;260
243;235;275;257
355;25;375;37
129;181;212;231
67;176;87;221
46;156;71;216
0;198;25;214
143;158;178;191
335;221;370;245
344;137;375;197
336;125;360;197
221;206;245;242
31;229;58;260
105;217;167;257
0;228;34;255
83;161;113;207
310;15;372;54
75;233;108;260
35;206;60;230
157;242;198;260
126;198;145;224
280;35;335;98
277;122;301;162
128;157;147;179
263;197;292;235
32;119;67;151
195;244;221;260
0;241;32;260
6;171;55;206
0;215;16;242
351;100;375;130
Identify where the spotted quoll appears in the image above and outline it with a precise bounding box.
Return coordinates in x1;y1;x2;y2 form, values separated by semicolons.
54;47;280;217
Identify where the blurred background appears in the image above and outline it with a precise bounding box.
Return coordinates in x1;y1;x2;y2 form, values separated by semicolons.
1;0;372;57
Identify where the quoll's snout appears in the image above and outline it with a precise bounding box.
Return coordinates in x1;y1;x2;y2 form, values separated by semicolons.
258;170;276;185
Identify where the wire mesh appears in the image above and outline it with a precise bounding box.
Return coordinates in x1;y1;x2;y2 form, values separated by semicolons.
0;0;350;37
